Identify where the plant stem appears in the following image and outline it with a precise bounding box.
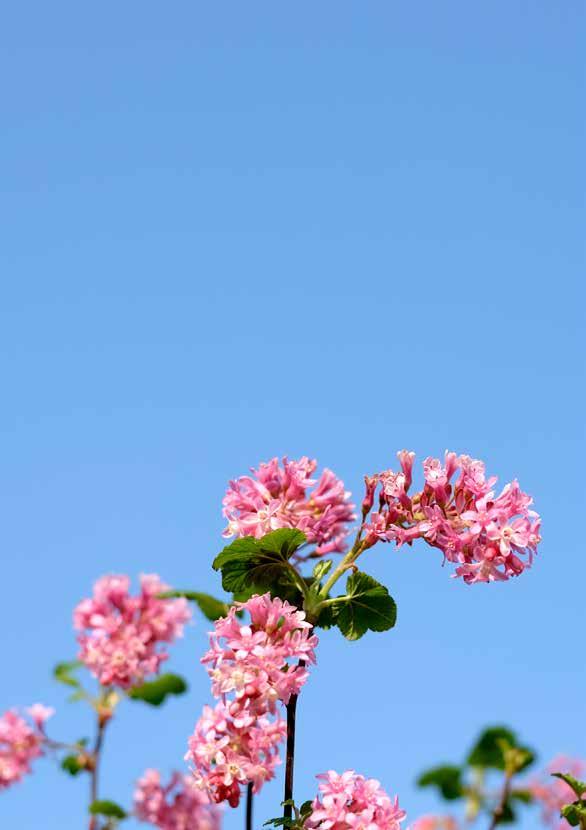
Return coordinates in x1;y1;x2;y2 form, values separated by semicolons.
283;659;306;821
319;521;366;599
487;772;512;830
88;714;109;830
246;782;254;830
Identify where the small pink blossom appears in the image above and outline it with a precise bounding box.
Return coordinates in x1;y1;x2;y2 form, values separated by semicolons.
528;755;586;829
362;451;541;584
305;769;406;830
134;768;221;830
0;706;53;790
186;701;285;807
223;457;356;555
409;818;458;830
74;574;191;689
202;593;318;716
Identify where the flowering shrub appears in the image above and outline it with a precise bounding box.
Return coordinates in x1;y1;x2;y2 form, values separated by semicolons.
2;450;570;830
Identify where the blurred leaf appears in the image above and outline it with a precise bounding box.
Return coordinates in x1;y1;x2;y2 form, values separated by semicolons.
54;660;83;688
128;673;187;706
510;789;534;804
61;754;85;776
89;800;127;819
312;560;333;581
552;773;586;799
467;727;515;770
417;765;463;800
333;572;397;640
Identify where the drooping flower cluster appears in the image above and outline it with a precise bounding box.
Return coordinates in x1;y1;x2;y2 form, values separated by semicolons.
0;705;54;790
74;574;191;688
528;756;586;829
187;594;318;807
304;770;406;830
134;768;221;830
223;456;356;555
362;451;541;584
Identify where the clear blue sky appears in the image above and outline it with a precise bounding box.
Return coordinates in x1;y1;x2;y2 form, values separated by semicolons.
1;3;583;829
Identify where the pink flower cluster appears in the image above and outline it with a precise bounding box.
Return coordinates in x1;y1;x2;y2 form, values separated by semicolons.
134;768;221;830
222;456;356;555
304;770;406;830
528;756;586;829
187;594;317;806
0;705;54;790
74;574;191;688
362;451;541;584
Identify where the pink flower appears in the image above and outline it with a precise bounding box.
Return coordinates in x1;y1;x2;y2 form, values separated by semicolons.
202;593;318;716
222;457;356;556
362;451;541;584
528;755;586;829
134;768;221;830
74;574;191;689
186;701;286;807
0;706;53;790
409;818;458;830
305;769;406;830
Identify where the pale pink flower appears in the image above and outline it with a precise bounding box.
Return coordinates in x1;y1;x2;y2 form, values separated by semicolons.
202;593;318;716
362;451;541;584
0;706;53;790
74;574;191;689
305;769;406;830
186;701;285;807
222;457;355;555
528;755;586;829
134;768;221;830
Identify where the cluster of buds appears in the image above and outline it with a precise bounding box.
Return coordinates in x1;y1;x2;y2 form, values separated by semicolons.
186;593;318;807
74;574;191;688
361;451;541;584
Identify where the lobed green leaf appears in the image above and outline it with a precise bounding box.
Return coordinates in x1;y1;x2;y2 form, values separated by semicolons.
417;765;463;801
332;571;397;640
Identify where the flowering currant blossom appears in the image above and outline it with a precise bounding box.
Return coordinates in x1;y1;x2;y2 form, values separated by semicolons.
201;593;318;718
134;768;221;830
528;756;586;829
0;705;54;790
222;456;356;555
74;574;191;689
188;594;316;806
186;701;286;807
362;451;541;584
304;769;406;830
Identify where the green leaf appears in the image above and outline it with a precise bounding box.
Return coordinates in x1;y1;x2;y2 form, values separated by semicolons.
212;529;306;598
89;800;127;819
552;773;586;799
158;590;231;621
466;727;534;771
417;765;463;800
561;800;586;827
312;559;333;581
332;572;397;640
299;800;313;817
61;754;85;776
510;789;534;804
54;660;83;688
128;673;187;706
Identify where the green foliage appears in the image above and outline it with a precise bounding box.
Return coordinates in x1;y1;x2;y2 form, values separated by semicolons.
561;800;586;827
552;772;586;799
467;726;534;772
510;789;534;804
312;559;333;582
128;673;187;706
89;800;127;819
61;754;85;776
53;660;83;688
331;571;397;640
417;765;463;800
158;590;231;621
264;798;312;829
213;529;307;599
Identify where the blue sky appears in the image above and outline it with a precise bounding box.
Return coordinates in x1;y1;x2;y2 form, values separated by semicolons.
0;3;583;829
